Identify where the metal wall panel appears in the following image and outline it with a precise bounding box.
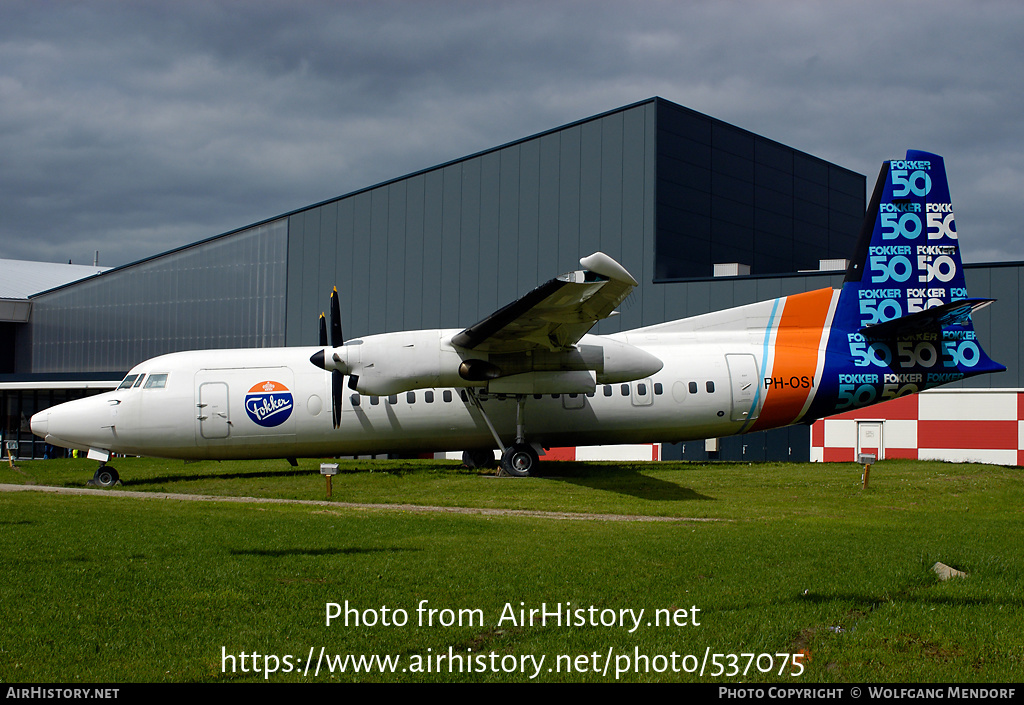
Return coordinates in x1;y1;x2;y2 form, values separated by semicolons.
458;161;481;329
599;111;624;263
578;119;603;264
300;209;323;346
537;132;561;300
440;165;462;328
496;147;521;312
370;186;390;326
28;219;288;373
477;155;500;317
402;176;425;330
651;100;864;282
638;104;662;329
420;171;443;329
335;198;356;329
386;181;408;333
278;100;655;345
517;138;540;290
956;264;1022;389
986;266;1020;386
556;125;582;271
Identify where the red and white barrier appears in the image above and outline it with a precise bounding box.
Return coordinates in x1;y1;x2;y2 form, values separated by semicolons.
811;390;1023;465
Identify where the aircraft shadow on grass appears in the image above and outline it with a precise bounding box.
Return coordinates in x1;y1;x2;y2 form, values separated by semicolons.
118;461;715;502
538;463;715;502
121;467;317;486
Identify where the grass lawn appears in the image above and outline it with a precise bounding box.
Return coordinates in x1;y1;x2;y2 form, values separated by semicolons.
1;456;1021;683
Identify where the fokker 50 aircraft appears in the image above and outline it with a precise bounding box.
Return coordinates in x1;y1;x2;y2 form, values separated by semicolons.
32;150;1003;485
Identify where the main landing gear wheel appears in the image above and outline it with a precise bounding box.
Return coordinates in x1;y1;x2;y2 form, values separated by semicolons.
89;466;120;488
499;443;539;478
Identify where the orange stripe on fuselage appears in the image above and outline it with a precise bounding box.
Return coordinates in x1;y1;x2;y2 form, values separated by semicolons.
749;288;833;431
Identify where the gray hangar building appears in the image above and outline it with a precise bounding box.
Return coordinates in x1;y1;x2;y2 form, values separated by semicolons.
3;97;1020;464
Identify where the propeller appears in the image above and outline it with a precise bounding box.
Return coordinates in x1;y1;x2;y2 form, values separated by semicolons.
311;287;347;429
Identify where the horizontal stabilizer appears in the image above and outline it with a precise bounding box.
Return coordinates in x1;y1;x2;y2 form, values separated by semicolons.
860;298;994;339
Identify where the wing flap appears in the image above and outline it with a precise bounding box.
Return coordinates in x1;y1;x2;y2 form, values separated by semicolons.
451;252;635;353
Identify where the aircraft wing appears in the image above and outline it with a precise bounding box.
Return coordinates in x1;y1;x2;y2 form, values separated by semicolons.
451;252;637;353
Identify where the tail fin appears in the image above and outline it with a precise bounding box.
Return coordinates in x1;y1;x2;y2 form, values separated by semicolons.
840;150;989;328
807;150;1004;419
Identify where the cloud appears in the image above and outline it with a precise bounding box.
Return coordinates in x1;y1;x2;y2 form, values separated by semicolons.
1;1;1022;267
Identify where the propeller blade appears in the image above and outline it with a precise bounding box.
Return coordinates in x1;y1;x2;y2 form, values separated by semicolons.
311;286;344;429
330;286;343;347
332;371;344;429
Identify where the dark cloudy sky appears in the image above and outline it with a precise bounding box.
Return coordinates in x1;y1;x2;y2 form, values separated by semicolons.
1;1;1021;268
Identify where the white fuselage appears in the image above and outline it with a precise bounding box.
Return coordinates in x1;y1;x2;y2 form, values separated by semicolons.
31;325;766;461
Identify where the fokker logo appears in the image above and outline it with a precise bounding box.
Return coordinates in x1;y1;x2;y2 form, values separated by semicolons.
245;381;294;427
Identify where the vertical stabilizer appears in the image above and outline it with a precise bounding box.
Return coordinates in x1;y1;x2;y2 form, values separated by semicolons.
805;150;1003;420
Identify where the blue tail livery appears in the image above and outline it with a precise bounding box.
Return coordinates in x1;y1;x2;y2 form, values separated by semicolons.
802;149;1004;421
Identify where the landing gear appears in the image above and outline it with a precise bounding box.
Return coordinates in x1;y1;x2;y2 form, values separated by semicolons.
499;443;539;478
466;390;542;478
88;464;120;488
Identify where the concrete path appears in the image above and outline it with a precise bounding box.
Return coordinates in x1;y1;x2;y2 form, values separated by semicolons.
0;483;721;523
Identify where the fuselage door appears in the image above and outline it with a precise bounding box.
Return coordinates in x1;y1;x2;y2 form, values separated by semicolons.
197;382;230;439
726;354;760;422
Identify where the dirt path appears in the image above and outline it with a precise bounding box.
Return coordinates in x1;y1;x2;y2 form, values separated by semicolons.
0;482;721;523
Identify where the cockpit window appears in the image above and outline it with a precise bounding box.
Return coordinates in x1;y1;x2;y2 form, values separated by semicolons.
133;375;146;388
117;374;139;390
144;374;168;389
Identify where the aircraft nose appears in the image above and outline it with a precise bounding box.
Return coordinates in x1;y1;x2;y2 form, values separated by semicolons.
30;395;116;450
30;410;48;438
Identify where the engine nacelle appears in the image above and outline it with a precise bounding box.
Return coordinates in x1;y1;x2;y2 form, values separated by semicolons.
310;330;663;397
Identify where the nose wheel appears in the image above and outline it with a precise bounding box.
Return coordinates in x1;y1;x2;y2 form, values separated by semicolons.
88;464;120;488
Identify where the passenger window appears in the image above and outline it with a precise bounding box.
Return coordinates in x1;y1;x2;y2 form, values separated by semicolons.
143;374;168;389
351;394;360;407
370;396;380;406
443;390;453;403
637;383;647;396
407;392;416;404
654;383;663;395
706;381;715;393
603;385;612;397
425;391;434;403
620;384;629;396
688;381;698;394
388;395;397;404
